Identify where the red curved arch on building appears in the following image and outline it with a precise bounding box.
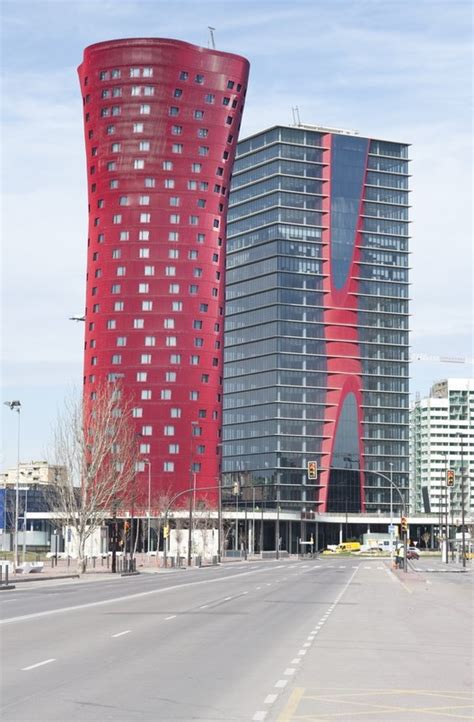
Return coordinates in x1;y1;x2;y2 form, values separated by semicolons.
78;38;249;506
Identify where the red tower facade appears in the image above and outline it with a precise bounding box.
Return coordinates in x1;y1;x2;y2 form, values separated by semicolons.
78;39;249;506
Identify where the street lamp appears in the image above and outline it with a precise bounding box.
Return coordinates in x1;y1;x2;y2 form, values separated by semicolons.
143;459;152;552
389;462;394;561
455;433;467;568
188;421;199;567
3;400;21;568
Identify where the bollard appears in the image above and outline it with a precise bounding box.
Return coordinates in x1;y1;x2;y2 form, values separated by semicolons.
67;556;71;567
5;566;8;585
51;557;54;569
106;555;109;569
93;557;96;569
0;566;2;585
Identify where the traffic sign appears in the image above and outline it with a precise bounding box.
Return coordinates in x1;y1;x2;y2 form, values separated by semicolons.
388;524;396;534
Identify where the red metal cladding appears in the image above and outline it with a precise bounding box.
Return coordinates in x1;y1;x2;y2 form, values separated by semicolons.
78;39;249;507
319;134;368;512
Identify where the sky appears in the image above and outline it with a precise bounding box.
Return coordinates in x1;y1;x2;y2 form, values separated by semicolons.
1;0;472;470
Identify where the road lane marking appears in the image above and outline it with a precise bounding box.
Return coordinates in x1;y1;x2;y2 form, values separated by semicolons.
252;712;267;721
1;566;276;626
111;630;130;638
264;694;277;704
224;596;233;601
303;642;310;647
284;668;296;676
165;615;176;620
297;649;307;655
256;586;262;590
291;658;301;664
277;687;304;722
275;679;288;688
22;658;56;671
199;604;209;609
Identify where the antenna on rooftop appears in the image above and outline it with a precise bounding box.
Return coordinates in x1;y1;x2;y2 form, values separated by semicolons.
208;26;216;49
291;106;301;126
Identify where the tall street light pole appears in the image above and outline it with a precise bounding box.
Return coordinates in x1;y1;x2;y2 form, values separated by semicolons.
456;433;466;569
389;462;394;562
144;459;152;552
4;400;21;568
188;421;198;567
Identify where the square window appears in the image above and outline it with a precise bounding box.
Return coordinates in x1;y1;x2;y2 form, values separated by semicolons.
141;353;152;364
169;283;180;294
139;195;150;205
142;300;153;311
113;214;122;224
140;442;150;453
170;408;181;418
144;177;155;188
172;143;183;153
139;230;150;240
166;371;176;382
133;122;144;133
138;283;149;293
107;319;116;329
133;319;144;328
204;94;215;104
170;214;180;224
139;248;149;258
172;301;182;311
193;318;202;328
227;80;235;89
131;85;141;96
139;140;150;151
170;354;181;364
164;318;175;329
134;159;145;169
114;301;124;311
172;125;183;135
142;425;152;436
144;265;155;276
164;425;175;436
192;163;202;173
189;215;199;225
179;71;188;80
194;110;204;119
111;69;121;79
163;161;173;170
195;74;204;84
164;461;174;472
120;231;129;241
140;104;151;114
143;67;153;77
119;196;128;205
107;125;115;135
169;196;180;207
144;86;154;96
173;88;183;98
140;212;151;223
168;231;179;241
145;336;156;346
110;179;119;189
169;106;179;116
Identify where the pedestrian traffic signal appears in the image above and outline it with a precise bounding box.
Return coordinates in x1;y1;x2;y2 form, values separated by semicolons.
446;469;455;487
400;516;408;533
232;481;240;496
307;461;318;480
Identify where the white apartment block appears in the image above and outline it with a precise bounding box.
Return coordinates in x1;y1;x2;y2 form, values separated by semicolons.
410;379;473;521
0;460;67;487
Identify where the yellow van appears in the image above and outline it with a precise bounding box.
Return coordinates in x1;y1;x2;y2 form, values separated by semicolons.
335;542;361;553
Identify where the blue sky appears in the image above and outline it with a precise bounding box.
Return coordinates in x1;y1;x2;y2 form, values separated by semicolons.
1;0;472;469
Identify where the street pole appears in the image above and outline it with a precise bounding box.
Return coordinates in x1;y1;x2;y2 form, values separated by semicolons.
276;501;280;560
145;460;151;553
22;486;28;563
444;453;449;565
217;474;222;563
389;463;394;562
252;486;255;555
3;400;21;568
187;472;196;567
457;434;466;569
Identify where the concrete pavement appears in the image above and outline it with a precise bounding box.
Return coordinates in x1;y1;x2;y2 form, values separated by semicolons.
1;558;472;721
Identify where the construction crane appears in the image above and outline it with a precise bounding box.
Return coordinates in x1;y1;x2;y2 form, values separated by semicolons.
410;353;473;365
208;26;216;49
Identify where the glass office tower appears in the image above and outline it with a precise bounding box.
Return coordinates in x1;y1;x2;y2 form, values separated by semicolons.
223;125;410;514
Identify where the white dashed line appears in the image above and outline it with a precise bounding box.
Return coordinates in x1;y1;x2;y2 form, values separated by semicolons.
284;668;296;676
298;649;307;656
275;679;288;688
266;583;272;587
291;658;301;664
303;642;311;648
199;604;209;609
224;597;233;601
111;630;131;638
264;694;277;704
165;615;176;620
22;658;56;671
252;712;267;721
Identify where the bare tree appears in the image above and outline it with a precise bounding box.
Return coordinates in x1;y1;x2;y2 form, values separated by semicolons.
49;382;139;573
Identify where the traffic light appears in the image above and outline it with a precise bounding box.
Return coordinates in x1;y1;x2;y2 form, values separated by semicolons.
163;525;169;539
400;516;408;533
307;461;318;480
446;469;455;487
232;481;240;496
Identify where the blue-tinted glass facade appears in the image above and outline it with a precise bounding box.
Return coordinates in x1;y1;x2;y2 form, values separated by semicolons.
224;125;410;513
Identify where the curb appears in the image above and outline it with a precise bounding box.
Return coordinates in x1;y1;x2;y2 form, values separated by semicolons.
12;574;80;584
0;585;16;591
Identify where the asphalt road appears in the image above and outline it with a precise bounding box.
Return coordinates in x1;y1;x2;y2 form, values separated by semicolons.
0;558;472;721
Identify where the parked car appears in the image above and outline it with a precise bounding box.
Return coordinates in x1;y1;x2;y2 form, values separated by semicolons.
407;547;419;560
